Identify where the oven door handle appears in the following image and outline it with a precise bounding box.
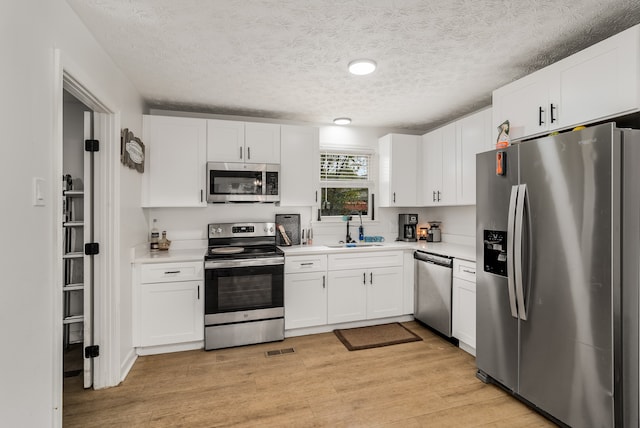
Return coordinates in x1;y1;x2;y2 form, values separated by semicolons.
205;257;284;269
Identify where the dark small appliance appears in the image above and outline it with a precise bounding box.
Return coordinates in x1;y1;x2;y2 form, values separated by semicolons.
398;214;418;242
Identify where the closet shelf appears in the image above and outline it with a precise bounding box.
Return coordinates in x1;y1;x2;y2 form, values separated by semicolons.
63;315;83;325
63;252;84;259
63;221;84;228
63;283;84;292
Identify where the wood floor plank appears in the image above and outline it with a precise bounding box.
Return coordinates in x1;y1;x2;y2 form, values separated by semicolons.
63;322;557;427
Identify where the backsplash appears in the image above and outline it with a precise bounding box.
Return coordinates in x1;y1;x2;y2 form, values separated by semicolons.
422;205;476;246
144;205;432;246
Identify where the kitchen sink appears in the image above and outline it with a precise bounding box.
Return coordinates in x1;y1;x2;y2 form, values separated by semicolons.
326;243;384;248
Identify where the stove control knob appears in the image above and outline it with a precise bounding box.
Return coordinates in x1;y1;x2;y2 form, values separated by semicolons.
270;226;274;233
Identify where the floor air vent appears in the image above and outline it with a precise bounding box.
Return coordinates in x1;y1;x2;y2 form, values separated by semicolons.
265;347;295;357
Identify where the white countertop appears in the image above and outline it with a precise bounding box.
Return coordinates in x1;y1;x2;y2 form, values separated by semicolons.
130;240;476;263
280;240;476;261
132;248;206;264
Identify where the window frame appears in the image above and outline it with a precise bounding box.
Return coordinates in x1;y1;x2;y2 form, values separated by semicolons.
318;148;375;222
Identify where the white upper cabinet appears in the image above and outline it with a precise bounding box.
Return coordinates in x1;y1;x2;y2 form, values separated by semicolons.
492;69;553;140
244;123;281;163
456;108;492;205
378;134;420;207
493;24;640;141
421;123;456;206
207;119;281;164
142;115;207;207
280;125;319;206
205;119;245;162
421;108;492;207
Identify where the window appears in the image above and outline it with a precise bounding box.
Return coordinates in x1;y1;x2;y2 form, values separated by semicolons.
320;151;372;218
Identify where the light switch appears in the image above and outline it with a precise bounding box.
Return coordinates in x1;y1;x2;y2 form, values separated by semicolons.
33;177;46;206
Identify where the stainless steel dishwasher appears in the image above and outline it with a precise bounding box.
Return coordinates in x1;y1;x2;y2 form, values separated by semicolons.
414;250;453;337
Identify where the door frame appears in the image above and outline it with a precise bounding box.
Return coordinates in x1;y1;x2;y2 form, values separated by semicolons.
52;49;122;426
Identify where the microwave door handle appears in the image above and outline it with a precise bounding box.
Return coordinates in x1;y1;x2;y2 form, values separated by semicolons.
506;185;519;319
514;184;528;321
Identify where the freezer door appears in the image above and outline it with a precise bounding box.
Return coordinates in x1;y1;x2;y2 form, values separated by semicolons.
517;124;616;427
475;146;519;391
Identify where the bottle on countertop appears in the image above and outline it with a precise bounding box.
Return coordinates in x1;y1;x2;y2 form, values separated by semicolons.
158;230;171;251
150;218;159;253
307;225;313;245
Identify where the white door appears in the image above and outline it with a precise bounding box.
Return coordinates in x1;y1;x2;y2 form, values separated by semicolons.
280;125;319;206
327;270;367;324
82;111;93;388
244;122;281;163
284;272;327;329
422;130;442;206
390;135;418;206
206;119;245;162
367;267;403;319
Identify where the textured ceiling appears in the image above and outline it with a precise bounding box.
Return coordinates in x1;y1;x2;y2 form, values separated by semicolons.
67;0;640;132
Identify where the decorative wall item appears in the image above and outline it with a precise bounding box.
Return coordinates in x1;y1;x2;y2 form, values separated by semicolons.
121;128;145;173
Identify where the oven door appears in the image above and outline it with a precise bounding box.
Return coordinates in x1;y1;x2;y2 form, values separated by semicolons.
204;257;284;325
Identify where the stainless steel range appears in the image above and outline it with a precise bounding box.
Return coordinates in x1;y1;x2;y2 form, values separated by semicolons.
204;222;285;350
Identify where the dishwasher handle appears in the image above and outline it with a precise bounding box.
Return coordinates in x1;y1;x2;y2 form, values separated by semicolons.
414;251;452;268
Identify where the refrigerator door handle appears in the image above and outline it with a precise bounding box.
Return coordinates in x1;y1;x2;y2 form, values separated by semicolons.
506;185;519;318
515;183;528;321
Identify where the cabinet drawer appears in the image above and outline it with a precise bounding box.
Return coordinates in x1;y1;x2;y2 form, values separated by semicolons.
285;254;327;273
328;251;402;270
453;259;476;282
140;261;203;284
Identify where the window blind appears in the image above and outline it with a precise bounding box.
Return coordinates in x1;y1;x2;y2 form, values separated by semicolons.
320;152;370;181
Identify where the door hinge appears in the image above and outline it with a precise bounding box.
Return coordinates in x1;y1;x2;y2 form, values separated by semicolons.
84;242;100;255
85;139;100;152
84;345;99;359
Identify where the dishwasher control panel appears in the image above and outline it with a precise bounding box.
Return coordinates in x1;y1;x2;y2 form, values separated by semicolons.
483;230;507;277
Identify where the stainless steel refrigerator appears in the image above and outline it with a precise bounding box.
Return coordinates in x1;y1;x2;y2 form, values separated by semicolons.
476;123;640;427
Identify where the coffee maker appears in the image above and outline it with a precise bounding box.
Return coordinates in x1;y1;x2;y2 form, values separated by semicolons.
398;214;418;242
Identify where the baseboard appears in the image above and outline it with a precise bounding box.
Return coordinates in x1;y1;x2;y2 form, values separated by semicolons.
285;315;414;338
458;340;476;357
135;341;204;356
120;348;137;382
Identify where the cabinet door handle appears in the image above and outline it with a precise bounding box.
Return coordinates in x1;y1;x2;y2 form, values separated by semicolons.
550;103;557;123
370;272;373;284
437;191;441;202
300;262;313;266
322;275;326;289
201;189;204;203
164;270;180;275
462;268;476;275
363;272;366;285
197;285;200;300
432;191;436;202
315;191;318;203
247;147;251;160
538;106;545;126
240;147;243;160
393;192;396;203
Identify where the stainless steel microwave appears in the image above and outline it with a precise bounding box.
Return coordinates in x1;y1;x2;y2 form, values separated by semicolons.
206;162;280;203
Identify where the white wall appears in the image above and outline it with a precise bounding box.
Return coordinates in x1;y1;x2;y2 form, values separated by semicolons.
0;1;145;426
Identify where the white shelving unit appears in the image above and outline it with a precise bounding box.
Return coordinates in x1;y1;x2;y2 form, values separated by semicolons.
62;174;84;347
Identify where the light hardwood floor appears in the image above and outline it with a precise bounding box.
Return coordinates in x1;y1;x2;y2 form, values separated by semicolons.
63;322;556;427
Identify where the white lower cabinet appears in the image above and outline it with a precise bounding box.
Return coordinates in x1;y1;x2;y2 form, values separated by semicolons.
452;259;476;355
284;255;327;329
133;261;204;348
327;251;403;324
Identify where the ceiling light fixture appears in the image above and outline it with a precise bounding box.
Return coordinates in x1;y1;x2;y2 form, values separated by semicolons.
348;59;377;75
333;117;351;125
